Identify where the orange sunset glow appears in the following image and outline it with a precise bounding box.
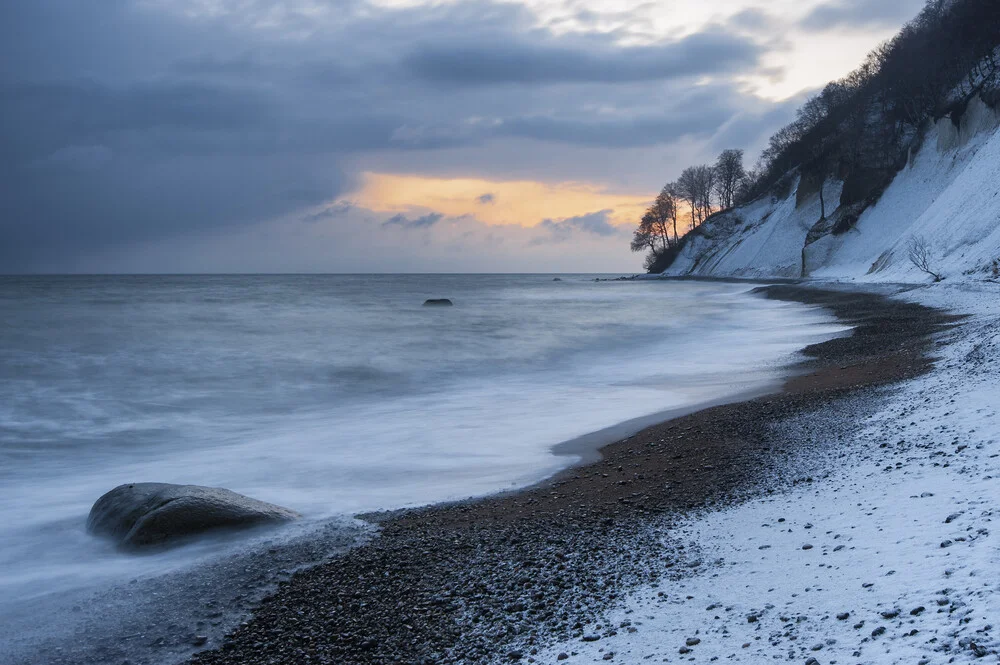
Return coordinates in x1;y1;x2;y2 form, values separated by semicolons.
351;173;654;229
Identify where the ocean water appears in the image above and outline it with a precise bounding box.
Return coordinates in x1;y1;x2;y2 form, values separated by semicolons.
0;275;847;662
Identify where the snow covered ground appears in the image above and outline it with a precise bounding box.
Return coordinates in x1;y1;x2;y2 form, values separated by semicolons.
533;281;1000;664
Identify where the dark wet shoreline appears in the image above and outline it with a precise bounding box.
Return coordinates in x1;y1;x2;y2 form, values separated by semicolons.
187;284;960;665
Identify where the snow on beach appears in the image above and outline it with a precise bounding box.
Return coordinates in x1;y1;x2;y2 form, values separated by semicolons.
535;282;1000;664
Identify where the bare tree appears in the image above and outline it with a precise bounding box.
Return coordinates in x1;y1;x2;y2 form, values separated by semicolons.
697;165;716;222
907;236;943;281
675;167;700;231
676;165;717;228
714;149;746;210
664;182;681;243
631;186;679;259
734;168;758;206
630;220;656;255
648;186;677;248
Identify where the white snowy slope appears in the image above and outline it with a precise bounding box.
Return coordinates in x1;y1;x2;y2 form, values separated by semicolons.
664;96;1000;283
533;282;1000;664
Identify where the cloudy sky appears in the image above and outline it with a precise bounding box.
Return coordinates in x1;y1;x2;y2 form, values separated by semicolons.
1;0;925;273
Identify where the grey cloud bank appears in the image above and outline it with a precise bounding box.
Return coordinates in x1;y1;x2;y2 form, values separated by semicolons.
800;0;926;30
403;30;763;85
383;212;446;229
0;0;900;272
537;210;624;244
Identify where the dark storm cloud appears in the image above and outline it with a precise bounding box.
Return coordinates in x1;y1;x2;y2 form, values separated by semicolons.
0;73;389;269
800;0;925;31
301;201;356;223
1;80;271;159
0;0;804;271
498;106;734;148
382;212;445;229
403;29;763;85
536;210;622;243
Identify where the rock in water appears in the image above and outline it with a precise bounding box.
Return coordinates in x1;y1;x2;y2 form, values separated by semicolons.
87;483;299;549
423;298;453;306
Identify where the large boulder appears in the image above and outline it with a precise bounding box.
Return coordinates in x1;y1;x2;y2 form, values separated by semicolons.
87;483;299;549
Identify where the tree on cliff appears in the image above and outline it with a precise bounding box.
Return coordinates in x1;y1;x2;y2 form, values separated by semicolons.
713;149;746;210
631;185;683;273
630;186;678;254
676;165;716;229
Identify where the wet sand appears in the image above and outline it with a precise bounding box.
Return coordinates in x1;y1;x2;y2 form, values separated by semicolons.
189;285;959;665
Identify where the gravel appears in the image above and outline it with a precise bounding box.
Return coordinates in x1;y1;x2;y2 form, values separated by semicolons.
187;286;955;665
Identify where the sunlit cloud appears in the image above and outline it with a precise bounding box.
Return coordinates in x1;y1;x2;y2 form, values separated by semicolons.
351;173;651;229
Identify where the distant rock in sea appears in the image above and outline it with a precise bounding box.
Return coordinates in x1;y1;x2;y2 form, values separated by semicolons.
423;299;453;306
552;278;563;281
87;482;299;549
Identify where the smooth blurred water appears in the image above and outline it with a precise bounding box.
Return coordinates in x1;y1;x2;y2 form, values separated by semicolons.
0;275;846;655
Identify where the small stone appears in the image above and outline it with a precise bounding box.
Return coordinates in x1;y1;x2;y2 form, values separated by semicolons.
802;544;814;550
871;627;886;637
192;635;208;647
582;634;600;642
836;612;850;620
910;606;925;616
557;654;569;661
685;638;701;646
747;615;758;623
805;659;820;665
602;654;614;661
940;540;953;548
881;609;900;619
678;647;692;655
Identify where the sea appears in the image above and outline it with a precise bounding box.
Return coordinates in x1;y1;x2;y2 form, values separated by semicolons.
0;274;848;664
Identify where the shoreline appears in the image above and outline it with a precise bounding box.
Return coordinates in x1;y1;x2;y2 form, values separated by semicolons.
187;283;959;665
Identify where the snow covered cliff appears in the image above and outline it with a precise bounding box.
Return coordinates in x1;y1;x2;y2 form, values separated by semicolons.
663;96;1000;283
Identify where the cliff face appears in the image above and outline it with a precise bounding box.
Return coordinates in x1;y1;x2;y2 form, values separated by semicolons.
664;96;1000;283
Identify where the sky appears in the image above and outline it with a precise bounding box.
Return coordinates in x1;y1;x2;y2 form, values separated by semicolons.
0;0;927;273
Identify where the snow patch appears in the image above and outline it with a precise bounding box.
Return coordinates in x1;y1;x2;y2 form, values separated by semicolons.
534;282;1000;664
